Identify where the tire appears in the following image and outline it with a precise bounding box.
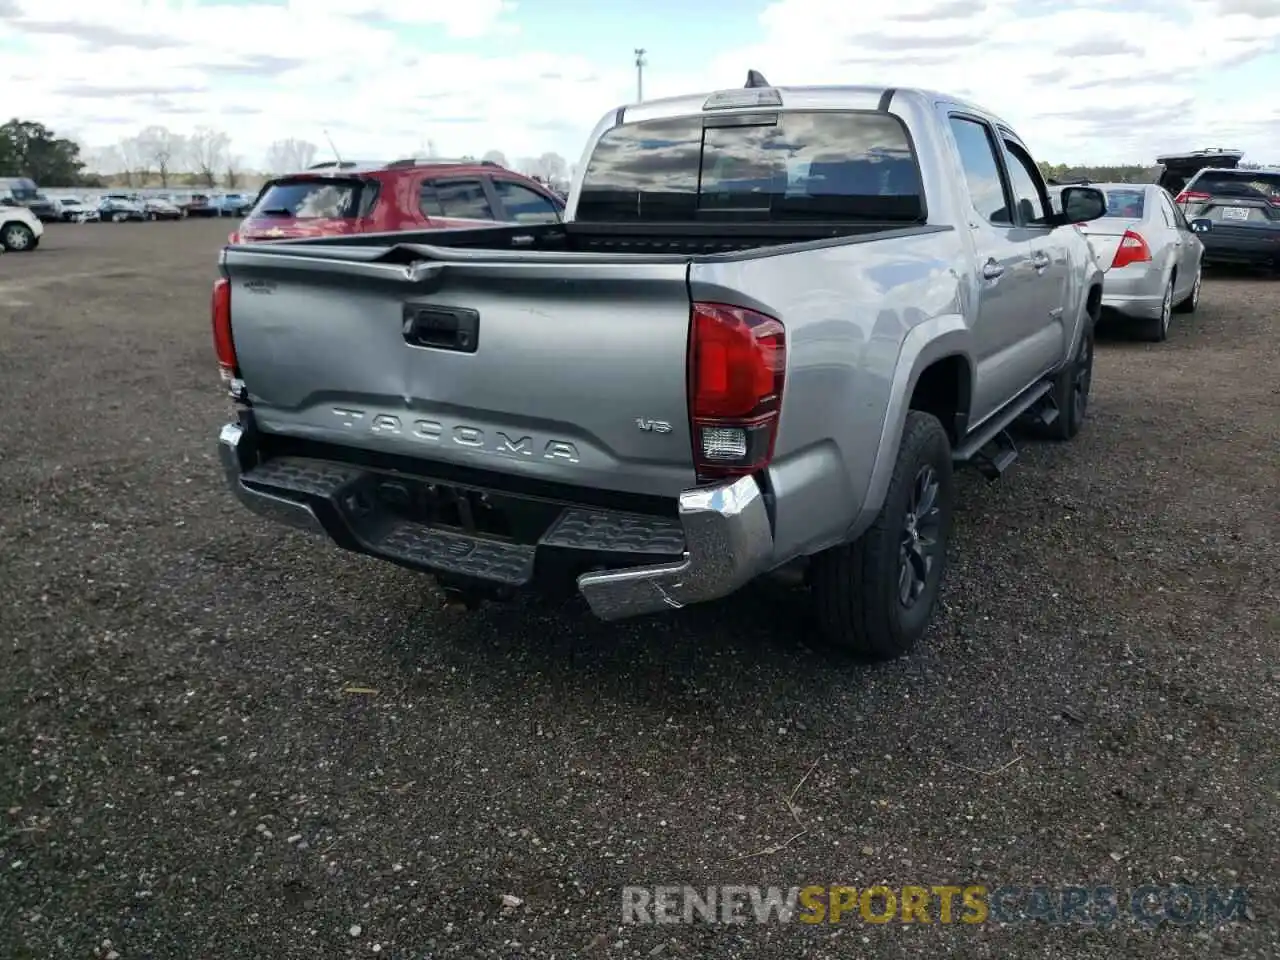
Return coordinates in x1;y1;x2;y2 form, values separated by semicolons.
1143;277;1174;342
1174;262;1201;314
1045;316;1095;441
1;222;36;252
810;411;954;660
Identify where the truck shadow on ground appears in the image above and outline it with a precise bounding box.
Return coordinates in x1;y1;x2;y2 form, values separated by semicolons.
357;423;1076;718
372;525;986;719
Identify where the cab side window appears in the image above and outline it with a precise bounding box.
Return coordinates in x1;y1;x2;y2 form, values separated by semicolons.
948;116;1012;225
1001;139;1052;226
493;180;561;224
420;179;495;220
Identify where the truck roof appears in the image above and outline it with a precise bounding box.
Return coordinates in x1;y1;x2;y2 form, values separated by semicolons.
617;84;1009;130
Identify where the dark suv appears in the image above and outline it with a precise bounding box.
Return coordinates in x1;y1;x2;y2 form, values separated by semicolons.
1175;167;1280;270
1155;148;1243;196
233;159;566;243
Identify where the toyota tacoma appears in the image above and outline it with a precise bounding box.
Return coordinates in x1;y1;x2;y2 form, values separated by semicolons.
212;75;1107;657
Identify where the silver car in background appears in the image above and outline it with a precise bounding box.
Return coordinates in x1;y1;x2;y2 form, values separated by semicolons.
1058;183;1203;342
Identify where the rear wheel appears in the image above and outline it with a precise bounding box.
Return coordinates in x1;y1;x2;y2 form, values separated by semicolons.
810;411;954;660
1144;278;1174;342
1044;318;1094;441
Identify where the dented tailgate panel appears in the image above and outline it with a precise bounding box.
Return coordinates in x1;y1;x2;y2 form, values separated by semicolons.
224;254;698;498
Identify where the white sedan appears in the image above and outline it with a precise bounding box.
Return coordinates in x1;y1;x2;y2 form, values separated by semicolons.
1057;182;1204;342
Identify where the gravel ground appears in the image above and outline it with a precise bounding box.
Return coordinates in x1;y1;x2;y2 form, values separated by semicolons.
1;220;1277;960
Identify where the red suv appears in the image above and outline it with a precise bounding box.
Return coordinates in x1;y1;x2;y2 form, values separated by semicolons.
232;159;566;243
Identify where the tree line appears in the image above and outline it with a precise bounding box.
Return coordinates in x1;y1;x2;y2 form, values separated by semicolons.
2;117;575;191
1036;161;1160;183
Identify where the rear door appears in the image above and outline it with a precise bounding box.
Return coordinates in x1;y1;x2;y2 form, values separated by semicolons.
945;114;1048;423
418;178;501;228
996;129;1075;376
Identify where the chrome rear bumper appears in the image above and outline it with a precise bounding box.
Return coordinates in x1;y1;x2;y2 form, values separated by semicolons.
218;421;775;620
576;476;774;620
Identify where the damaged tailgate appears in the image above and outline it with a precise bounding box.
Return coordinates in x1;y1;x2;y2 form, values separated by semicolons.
221;243;698;499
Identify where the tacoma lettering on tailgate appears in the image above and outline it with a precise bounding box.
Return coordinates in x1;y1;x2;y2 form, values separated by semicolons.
331;408;580;463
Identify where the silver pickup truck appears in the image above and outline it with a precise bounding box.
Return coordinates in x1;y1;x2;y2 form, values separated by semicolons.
213;75;1109;658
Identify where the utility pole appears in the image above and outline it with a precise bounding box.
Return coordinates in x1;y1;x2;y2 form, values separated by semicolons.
634;48;647;102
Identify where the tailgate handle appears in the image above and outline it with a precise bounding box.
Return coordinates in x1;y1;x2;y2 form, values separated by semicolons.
402;305;479;353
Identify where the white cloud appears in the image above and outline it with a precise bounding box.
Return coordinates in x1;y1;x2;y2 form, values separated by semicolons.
704;0;1280;165
2;0;1279;176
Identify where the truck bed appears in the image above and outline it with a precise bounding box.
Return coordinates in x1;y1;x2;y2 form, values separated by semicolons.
233;219;936;262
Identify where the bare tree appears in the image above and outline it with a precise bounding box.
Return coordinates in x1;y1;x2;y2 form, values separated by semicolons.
85;145;125;177
117;135;149;186
264;138;318;175
514;152;569;183
187;126;229;188
135;125;185;188
481;149;509;167
224;153;243;189
537;152;569;182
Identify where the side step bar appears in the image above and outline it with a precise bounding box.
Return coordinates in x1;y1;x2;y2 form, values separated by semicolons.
952;380;1055;480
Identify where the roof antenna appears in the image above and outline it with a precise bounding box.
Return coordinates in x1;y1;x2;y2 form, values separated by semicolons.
745;69;770;89
322;129;343;165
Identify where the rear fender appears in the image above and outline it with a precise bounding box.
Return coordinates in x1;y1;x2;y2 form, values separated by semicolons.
850;314;972;540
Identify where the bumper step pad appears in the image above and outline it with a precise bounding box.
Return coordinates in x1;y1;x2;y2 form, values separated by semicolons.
241;456;360;499
539;508;685;556
377;521;535;586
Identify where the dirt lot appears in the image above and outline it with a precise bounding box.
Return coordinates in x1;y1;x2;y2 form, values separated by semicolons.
1;220;1277;959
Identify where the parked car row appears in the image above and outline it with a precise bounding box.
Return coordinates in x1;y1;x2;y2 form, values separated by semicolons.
1044;149;1278;341
35;190;256;223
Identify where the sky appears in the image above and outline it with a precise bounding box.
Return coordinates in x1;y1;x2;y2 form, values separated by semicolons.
2;0;1279;174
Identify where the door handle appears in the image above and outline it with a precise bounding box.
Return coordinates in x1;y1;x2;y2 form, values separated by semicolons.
402;304;480;353
981;259;1005;280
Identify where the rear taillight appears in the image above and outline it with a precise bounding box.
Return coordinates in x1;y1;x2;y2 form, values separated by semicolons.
1175;190;1210;205
1111;230;1153;270
687;302;786;482
228;231;240;244
211;277;237;386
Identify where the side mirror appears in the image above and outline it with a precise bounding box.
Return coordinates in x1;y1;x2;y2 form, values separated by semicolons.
1060;186;1107;224
1189;218;1212;234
